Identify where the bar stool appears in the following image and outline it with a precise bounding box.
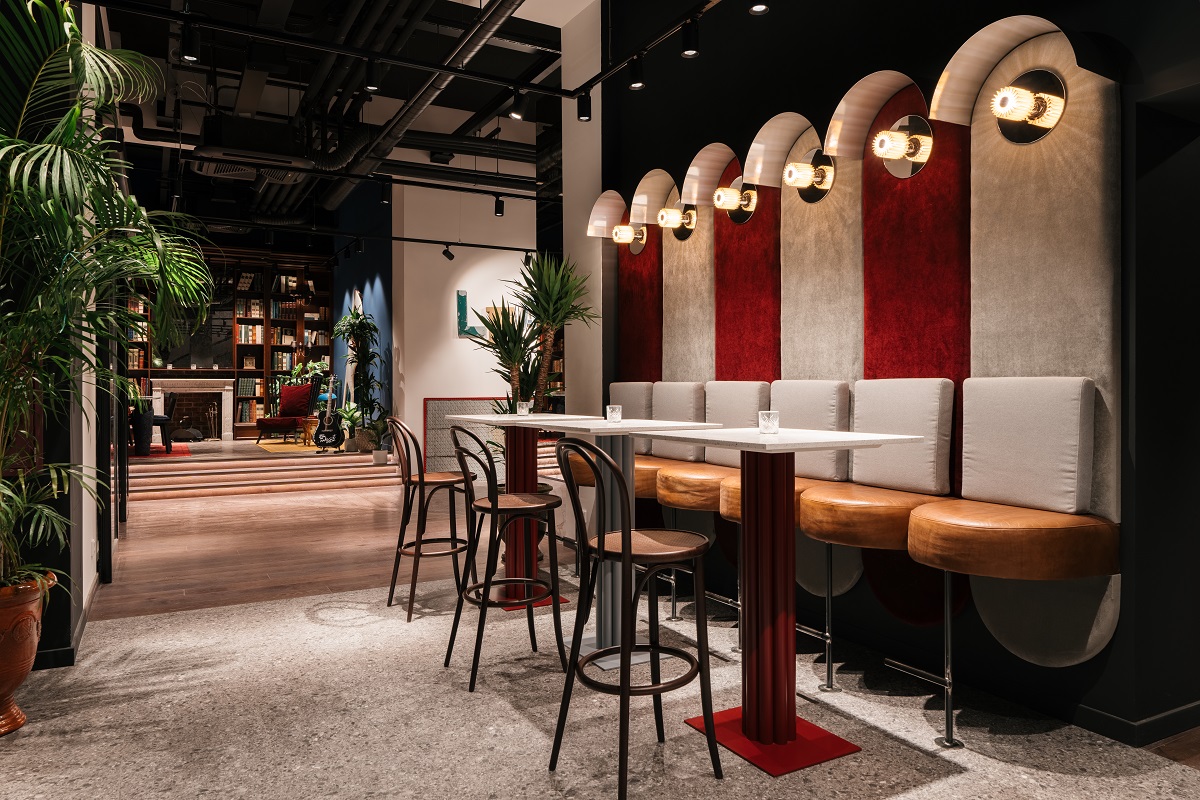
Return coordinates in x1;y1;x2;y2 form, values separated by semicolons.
550;438;722;800
385;416;470;621
444;425;566;692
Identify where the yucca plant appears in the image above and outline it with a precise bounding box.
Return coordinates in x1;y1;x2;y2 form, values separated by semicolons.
466;299;540;407
332;307;383;431
505;252;597;411
0;0;213;590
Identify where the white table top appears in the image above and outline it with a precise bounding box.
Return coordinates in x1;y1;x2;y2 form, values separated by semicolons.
508;417;723;435
638;427;923;453
445;413;598;425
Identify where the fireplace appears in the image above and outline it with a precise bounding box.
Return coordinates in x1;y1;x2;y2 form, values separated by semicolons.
152;379;235;441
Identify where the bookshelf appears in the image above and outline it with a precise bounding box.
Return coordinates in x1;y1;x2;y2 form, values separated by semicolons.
123;249;332;439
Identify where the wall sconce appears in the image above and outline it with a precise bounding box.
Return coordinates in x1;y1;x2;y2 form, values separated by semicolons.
872;115;933;179
712;185;757;213
783;161;834;190
656;207;696;229
611;224;646;245
990;70;1067;144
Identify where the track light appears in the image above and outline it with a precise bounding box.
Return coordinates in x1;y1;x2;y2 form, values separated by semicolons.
353;238;364;254
681;19;699;58
611;225;646;245
656;207;696;229
523;251;533;267
494;196;504;217
379;181;391;204
364;59;380;93
509;88;530;120
576;91;592;122
991;85;1065;129
628;57;645;90
748;2;769;14
181;23;200;63
713;186;757;212
442;245;455;261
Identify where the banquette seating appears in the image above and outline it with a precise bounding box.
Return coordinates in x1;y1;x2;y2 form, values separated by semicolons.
799;378;956;690
905;377;1119;745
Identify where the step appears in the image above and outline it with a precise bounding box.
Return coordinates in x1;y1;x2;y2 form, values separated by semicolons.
128;474;405;501
129;463;399;489
128;453;377;475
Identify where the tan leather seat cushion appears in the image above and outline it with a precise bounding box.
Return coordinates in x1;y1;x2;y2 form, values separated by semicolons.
718;476;843;523
566;453;679;499
909;499;1119;580
799;484;951;550
656;462;741;511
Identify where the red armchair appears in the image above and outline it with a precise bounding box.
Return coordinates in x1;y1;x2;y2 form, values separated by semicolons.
255;379;318;443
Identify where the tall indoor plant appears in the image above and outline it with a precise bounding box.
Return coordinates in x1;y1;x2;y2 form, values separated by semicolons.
0;0;212;735
333;308;383;450
465;299;539;413
506;252;597;411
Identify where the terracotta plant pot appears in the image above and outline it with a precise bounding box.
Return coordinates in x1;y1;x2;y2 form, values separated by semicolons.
0;572;53;737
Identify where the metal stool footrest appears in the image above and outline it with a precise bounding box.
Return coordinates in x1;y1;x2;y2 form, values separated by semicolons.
398;536;470;558
576;643;699;697
463;577;553;608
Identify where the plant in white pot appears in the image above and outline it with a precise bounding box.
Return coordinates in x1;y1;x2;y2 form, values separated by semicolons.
0;0;212;735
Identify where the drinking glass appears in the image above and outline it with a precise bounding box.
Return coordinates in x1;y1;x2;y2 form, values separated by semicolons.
758;410;780;434
516;401;531;416
606;404;623;423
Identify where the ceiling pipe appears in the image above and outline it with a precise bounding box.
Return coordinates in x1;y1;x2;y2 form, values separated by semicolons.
321;0;528;210
309;0;404;118
340;0;438;123
293;0;367;125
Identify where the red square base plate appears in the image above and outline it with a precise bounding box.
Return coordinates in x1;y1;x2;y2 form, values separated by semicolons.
685;706;861;777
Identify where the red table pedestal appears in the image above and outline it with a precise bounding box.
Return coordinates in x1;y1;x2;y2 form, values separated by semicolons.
502;425;540;600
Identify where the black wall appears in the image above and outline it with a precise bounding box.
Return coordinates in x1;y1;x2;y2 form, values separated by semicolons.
601;0;1200;744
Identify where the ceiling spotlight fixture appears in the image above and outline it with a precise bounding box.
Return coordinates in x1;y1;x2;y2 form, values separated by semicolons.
442;244;455;261
509;88;530;120
379;180;391;204
611;225;646;245
628;56;645;90
681;19;700;58
364;59;380;93
353;238;365;254
748;2;769;14
872;129;932;163
494;196;505;217
713;185;757;212
577;91;592;122
181;23;200;63
991;85;1064;129
783;161;834;190
656;207;696;229
522;251;533;267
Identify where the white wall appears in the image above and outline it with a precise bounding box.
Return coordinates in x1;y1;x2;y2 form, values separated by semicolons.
561;1;605;415
396;186;537;450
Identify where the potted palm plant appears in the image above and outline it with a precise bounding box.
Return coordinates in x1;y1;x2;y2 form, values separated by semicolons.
0;0;212;735
505;252;598;411
333;308;384;456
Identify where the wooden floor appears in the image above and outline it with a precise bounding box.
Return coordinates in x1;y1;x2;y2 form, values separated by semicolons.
92;485;461;620
1146;727;1200;770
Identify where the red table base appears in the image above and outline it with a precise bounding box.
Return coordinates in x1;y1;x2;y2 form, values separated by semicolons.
686;707;861;777
502;425;541;600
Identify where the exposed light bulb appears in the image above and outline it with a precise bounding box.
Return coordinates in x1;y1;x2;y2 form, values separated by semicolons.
872;130;908;160
783;162;834;189
991;86;1035;120
1028;92;1065;128
907;134;933;163
611;225;646;244
712;187;741;210
749;3;769;14
656;207;696;229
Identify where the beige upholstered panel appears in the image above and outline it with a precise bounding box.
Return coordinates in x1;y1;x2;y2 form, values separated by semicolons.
609;382;653;455
970;32;1120;522
771;380;850;480
780;132;864;383
850;378;954;495
650;381;705;462
661;187;715;382
704;381;770;468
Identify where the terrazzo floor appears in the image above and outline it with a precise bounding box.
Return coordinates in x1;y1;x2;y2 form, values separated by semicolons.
5;577;1199;799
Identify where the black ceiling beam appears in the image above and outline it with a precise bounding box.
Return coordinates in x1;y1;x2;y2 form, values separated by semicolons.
452;51;562;138
92;0;573;99
419;9;560;55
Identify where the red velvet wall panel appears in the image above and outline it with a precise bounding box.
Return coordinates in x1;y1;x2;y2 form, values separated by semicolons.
713;158;782;381
861;85;970;492
616;212;664;382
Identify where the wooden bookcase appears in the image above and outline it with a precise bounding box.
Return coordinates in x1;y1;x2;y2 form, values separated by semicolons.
123;249;332;440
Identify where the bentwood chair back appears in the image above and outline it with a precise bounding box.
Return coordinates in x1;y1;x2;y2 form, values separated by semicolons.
384;416;469;621
551;437;722;800
444;425;566;692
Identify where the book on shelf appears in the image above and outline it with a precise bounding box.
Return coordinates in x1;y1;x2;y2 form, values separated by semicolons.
270;326;296;345
302;330;330;347
271;351;294;371
236;323;263;344
236;272;260;291
235;298;265;317
127;298;146;314
127;320;148;343
126;349;145;369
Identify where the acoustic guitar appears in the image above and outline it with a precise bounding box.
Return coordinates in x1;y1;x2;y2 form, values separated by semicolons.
313;375;345;452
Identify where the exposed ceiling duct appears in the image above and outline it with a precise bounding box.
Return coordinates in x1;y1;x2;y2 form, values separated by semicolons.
321;0;528;210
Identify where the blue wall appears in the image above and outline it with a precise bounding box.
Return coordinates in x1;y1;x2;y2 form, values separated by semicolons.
333;183;393;414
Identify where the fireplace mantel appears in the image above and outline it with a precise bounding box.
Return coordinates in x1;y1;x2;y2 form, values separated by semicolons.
152;378;235;441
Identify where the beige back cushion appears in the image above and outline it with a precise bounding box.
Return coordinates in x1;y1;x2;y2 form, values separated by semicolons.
961;377;1095;515
609;382;653;455
771;380;850;480
851;378;954;495
651;382;705;462
704;381;771;468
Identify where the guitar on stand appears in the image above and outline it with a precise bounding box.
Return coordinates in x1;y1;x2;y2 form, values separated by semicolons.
313;375;345;453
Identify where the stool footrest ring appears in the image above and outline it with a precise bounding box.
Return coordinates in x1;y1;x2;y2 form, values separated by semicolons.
463;577;554;608
398;536;469;558
577;644;699;697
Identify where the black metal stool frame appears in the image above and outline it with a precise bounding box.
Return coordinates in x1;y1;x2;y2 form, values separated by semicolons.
549;438;722;800
385;417;470;621
444;425;566;692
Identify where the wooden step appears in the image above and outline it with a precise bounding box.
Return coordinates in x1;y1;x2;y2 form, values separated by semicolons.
129;473;404;501
129;463;398;489
128;453;377;475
